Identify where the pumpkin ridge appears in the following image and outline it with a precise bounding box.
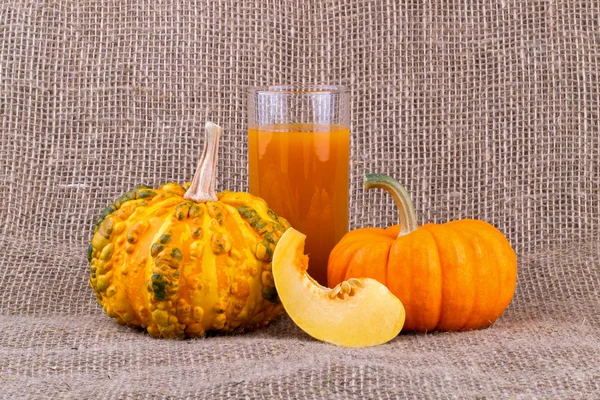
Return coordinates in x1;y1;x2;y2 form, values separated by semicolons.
477;220;516;317
93;185;153;231
415;228;442;332
448;220;499;330
387;228;442;332
327;239;355;287
418;224;445;331
441;223;479;330
219;205;256;331
201;200;234;333
328;232;394;287
447;225;487;330
421;223;477;331
129;197;182;332
223;243;257;328
452;220;515;327
451;224;483;331
219;198;286;325
345;238;393;285
146;210;187;338
409;225;445;331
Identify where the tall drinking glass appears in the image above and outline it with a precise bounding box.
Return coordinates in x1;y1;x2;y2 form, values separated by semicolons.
247;85;350;286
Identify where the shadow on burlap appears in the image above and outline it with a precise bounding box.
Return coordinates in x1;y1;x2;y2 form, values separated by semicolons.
0;0;598;398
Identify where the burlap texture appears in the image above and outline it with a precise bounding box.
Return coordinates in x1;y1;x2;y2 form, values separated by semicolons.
0;0;598;398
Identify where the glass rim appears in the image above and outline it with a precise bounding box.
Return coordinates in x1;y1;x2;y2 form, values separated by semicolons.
247;85;348;95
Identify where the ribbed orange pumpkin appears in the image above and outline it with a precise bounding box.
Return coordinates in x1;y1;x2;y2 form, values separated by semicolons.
328;174;517;332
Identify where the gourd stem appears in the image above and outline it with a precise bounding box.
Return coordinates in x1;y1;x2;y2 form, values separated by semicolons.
364;174;418;237
184;121;222;202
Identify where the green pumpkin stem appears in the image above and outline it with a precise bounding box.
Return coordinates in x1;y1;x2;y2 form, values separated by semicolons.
364;174;418;237
184;122;222;202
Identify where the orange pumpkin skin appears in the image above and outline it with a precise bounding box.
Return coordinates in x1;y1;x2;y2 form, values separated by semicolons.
328;176;517;333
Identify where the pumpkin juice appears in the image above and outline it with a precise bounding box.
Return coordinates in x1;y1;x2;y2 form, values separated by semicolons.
248;124;350;285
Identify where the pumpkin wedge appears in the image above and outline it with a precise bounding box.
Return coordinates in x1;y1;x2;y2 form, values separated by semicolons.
272;228;405;347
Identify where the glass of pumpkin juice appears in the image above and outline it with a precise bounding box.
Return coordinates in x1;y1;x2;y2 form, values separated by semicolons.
247;85;350;286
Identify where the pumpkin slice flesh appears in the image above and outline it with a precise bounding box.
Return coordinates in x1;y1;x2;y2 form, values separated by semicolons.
273;228;405;347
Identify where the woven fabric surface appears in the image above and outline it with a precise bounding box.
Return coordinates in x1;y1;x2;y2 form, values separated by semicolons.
1;0;599;398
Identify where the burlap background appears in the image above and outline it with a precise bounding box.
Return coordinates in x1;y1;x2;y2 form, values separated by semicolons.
1;0;598;398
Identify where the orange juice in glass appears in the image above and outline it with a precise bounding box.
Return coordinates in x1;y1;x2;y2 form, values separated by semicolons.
247;86;350;286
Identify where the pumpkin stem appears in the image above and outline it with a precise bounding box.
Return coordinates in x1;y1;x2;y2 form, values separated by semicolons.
364;174;418;237
184;121;222;202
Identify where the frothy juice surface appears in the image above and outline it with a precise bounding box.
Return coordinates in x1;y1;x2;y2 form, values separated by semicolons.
248;124;350;286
